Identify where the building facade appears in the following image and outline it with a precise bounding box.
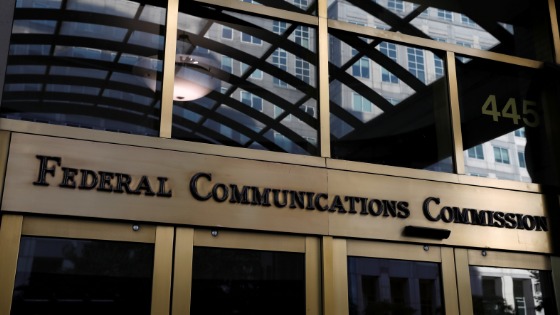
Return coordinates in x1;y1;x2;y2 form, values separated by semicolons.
0;0;560;314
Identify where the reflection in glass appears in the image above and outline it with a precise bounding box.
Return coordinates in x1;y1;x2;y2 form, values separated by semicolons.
329;29;453;172
1;0;167;135
348;256;444;315
470;266;556;315
457;58;557;184
191;247;305;315
11;236;154;315
237;0;317;15
327;0;553;61
172;3;319;155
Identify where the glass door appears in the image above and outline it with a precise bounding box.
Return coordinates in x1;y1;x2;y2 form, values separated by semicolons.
325;238;460;315
455;249;557;315
171;228;321;315
0;214;174;315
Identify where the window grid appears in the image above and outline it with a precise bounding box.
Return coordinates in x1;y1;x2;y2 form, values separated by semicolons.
407;47;425;83
295;57;310;83
221;55;233;74
437;9;453;21
493;147;510;164
387;0;404;13
518;152;526;168
222;26;233;39
295;25;310;49
352;48;370;79
352;93;373;113
241;91;263;111
272;48;288;87
467;145;484;159
379;42;398;83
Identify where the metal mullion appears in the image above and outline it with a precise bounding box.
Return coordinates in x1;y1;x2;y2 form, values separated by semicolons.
171;227;194;315
151;226;175;315
454;248;474;315
549;0;560;63
0;214;23;315
441;247;460;315
318;0;330;157
552;256;560;314
322;236;349;315
160;0;179;138
446;51;465;175
305;237;322;315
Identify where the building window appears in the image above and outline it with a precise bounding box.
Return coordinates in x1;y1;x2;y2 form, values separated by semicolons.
467;145;484;160
295;57;310;83
222;26;233;39
437;9;453;22
274;105;292;121
221;55;233;73
241;91;263;111
407;47;425;83
241;32;262;45
293;0;308;9
514;128;526;138
272;48;288;87
273;21;287;35
379;42;398;83
434;55;444;79
456;40;472;48
295;26;310;49
352;49;370;79
241;63;263;79
461;14;476;26
302;105;316;118
518;152;526;168
387;0;404;12
352;93;373;113
493;147;510;164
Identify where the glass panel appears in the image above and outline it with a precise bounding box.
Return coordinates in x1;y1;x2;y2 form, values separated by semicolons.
1;0;167;136
11;236;154;315
470;266;556;315
238;0;317;15
172;3;319;155
191;247;305;315
457;58;557;184
329;29;453;172
348;256;444;315
327;0;553;61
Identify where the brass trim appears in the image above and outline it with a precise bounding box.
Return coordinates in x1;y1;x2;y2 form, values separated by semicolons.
455;248;474;315
172;227;194;315
0;214;23;315
549;0;560;63
305;237;322;315
160;0;179;138
441;247;460;315
151;226;174;315
193;229;306;252
446;51;465;174
0;131;10;204
318;0;330;158
327;19;543;69
193;0;319;26
21;217;156;243
467;249;551;270
347;239;441;262
322;237;349;315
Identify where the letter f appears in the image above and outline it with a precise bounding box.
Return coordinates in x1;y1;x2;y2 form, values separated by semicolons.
33;155;61;186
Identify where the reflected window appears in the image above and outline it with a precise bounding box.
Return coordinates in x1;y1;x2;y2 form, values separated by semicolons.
494;147;510;164
190;247;305;315
1;0;167;135
329;29;453;172
470;266;556;315
468;145;484;160
172;3;319;156
11;236;154;315
352;49;370;79
348;257;444;315
327;0;553;61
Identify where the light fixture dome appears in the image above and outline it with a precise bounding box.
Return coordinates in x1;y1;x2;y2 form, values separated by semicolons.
135;50;219;102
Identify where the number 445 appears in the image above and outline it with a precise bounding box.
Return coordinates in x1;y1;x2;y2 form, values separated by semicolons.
481;95;540;127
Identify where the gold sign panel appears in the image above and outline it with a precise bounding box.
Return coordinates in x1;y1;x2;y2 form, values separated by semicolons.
1;133;553;253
